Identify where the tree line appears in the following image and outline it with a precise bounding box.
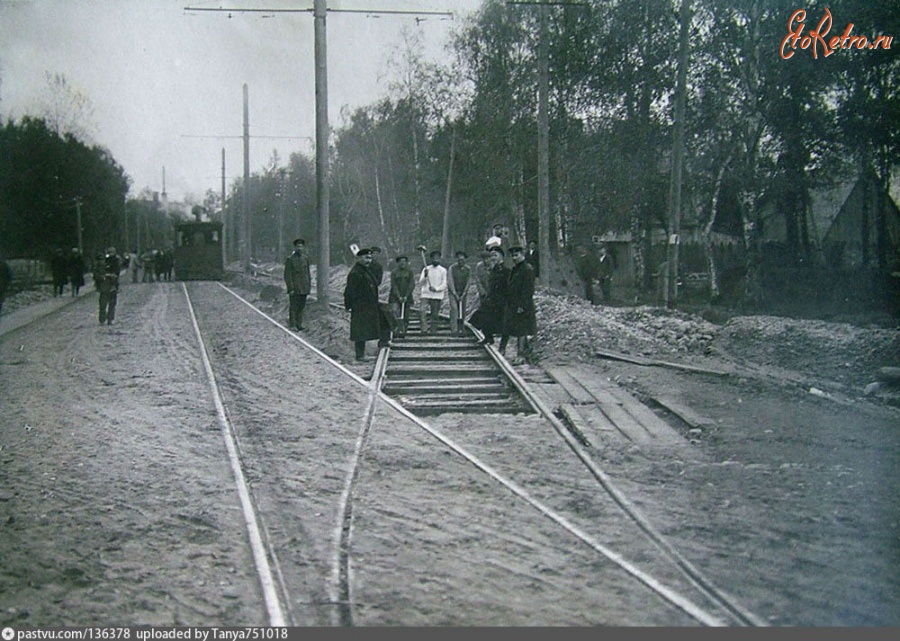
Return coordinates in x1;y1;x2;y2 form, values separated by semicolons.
3;0;897;308
312;0;898;301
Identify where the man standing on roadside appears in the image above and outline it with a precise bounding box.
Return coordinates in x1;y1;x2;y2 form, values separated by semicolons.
284;238;311;331
418;250;447;335
95;247;121;325
344;248;391;362
596;243;615;303
575;244;600;305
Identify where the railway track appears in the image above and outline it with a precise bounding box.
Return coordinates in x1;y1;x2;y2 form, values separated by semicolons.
190;281;767;626
1;279;770;625
380;314;536;416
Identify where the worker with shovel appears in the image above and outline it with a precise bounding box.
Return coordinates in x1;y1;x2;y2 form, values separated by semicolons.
448;250;471;336
388;255;415;339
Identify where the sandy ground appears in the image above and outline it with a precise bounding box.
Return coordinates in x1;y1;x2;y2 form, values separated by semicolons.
0;278;898;626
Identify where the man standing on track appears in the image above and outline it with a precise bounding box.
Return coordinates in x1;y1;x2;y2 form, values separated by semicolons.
470;247;509;346
499;246;537;363
388;255;415;339
418;250;447;335
284;238;311;331
448;250;471;336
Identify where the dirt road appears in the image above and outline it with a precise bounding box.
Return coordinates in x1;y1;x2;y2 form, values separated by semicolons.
0;280;898;626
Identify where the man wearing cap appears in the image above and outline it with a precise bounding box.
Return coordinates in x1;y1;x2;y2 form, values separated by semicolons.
418;250;447;335
485;223;505;252
471;246;509;346
448;250;471;336
369;246;385;287
96;247;121;325
499;246;537;362
388;255;415;339
344;248;391;361
526;240;540;280
284;238;311;331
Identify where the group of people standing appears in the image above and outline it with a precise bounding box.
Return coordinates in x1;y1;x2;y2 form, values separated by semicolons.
336;228;538;364
469;244;538;363
127;249;173;284
49;247;87;297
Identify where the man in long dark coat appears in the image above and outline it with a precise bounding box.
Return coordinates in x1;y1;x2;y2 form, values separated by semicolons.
343;248;391;362
499;246;537;362
470;247;509;346
50;248;67;297
284;238;312;331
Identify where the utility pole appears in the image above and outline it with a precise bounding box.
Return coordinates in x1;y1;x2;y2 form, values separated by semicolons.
221;147;227;268
507;2;588;287
313;0;330;305
185;1;452;307
243;83;252;273
537;3;550;287
75;199;83;255
665;0;691;308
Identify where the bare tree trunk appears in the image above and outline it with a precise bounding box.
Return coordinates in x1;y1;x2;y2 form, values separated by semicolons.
441;129;455;259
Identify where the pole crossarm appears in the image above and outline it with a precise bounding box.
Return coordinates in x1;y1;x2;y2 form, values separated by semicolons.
506;1;589;7
181;134;313;140
184;6;312;13
185;5;453;17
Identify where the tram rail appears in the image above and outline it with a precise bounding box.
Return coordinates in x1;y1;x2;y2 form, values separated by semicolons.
185;281;767;626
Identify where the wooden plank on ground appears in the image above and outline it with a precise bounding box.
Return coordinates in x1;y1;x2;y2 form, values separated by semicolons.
572;365;683;445
559;403;623;450
546;366;597;404
650;394;717;430
549;365;651;443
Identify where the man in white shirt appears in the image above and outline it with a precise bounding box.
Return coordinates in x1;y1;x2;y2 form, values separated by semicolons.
418;250;447;335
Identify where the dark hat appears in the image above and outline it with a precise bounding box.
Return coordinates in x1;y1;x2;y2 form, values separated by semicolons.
429;250;442;259
395;255;409;262
356;247;372;256
370;246;382;253
292;238;306;246
509;246;524;254
455;250;468;258
489;246;505;257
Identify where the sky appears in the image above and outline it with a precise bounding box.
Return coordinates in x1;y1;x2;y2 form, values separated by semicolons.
0;0;483;205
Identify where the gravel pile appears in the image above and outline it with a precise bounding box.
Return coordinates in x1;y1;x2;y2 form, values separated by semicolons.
530;288;898;393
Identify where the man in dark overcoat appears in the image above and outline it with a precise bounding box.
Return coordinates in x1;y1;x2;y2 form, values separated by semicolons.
471;247;509;346
499;246;537;362
343;248;391;362
284;238;312;331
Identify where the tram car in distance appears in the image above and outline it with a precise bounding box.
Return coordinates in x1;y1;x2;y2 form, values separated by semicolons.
173;220;224;280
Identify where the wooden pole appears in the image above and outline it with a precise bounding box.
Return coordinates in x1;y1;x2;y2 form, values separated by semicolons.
666;0;691;307
243;83;251;273
314;0;331;306
537;4;551;287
